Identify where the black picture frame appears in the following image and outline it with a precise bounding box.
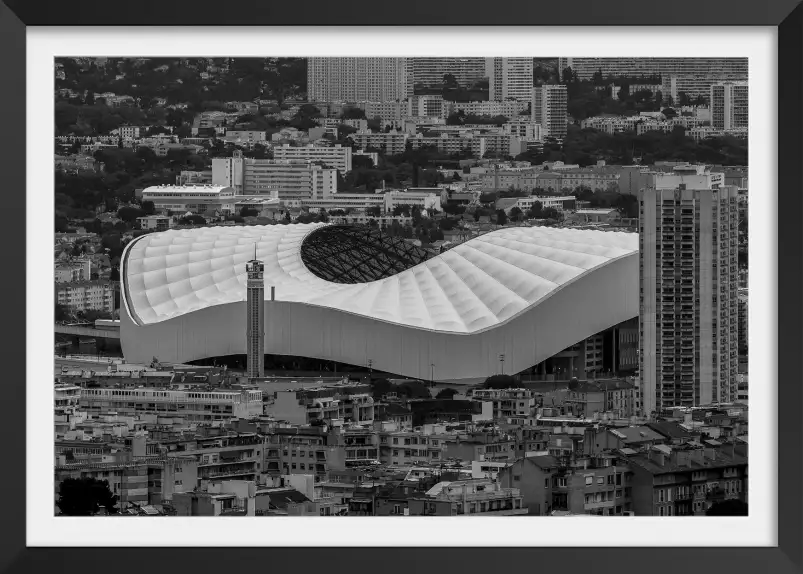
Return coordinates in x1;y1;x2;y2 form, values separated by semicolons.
1;1;799;573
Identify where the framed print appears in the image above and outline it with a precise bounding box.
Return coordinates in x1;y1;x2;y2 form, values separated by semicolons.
1;0;800;573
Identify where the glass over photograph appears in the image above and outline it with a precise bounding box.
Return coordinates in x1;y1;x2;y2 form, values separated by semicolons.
53;56;748;518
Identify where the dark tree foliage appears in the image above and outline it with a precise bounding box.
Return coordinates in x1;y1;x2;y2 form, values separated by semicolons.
706;499;748;516
56;477;118;516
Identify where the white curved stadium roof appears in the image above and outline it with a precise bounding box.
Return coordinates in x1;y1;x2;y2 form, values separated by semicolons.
124;223;636;333
120;223;639;382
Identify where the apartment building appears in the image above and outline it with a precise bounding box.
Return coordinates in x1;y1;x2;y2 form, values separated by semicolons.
140;184;236;214
348;131;409;156
383;190;442;213
379;430;449;466
470;388;537;419
176;170;213;186
441;100;529;119
625;443;748;516
410;57;486;89
532;84;568;140
79;388;263;423
504;121;543;141
55;280;114;314
302;193;385;213
558;58;747;100
273;144;353;174
710;81;749;130
499;453;632;516
263;385;375;426
426;478;526;515
55;454;199;511
408;94;446;117
136;215;173;231
307;58;411;102
639;179;740;414
55;258;92;283
486;57;533;102
212;153;337;201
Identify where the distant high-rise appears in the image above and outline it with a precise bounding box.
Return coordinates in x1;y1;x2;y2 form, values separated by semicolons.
557;57;748;101
410;57;486;89
639;169;740;415
246;251;265;380
307;57;411;102
486;58;533;102
710;81;749;130
532;84;567;140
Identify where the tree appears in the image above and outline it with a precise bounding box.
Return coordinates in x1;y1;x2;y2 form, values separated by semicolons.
240;207;259;217
179;214;207;226
117;206;146;223
366;206;381;217
661;107;677;119
706;499;748;516
436;388;458;399
55;303;70;322
340;106;366;120
495;209;508;226
509;206;523;222
141;200;156;215
452;171;462;181
56;477;118;516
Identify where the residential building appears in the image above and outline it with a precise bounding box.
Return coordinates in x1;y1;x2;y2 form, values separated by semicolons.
532;84;568;140
379;430;449;466
173;480;257;516
623;443;748;516
136;215;173;231
55;454;198;511
263;384;375;426
639;181;740;414
222;130;267;144
79;388;263;423
486;57;533;102
140;184;236;215
307;57;411;102
302;193;385;213
504;121;543;141
212;153;338;201
441;100;528;119
407;95;446;117
273;144;353;174
55;258;92;283
470;388;537;419
710;81;749;130
176;170;212;186
499;453;632;516
317;117;368;132
349;131;409;155
411;57;486;89
425;478;526;515
383;190;442;213
55;280;114;314
558;58;747;100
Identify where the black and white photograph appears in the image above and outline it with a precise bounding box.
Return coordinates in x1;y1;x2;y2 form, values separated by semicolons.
50;54;752;520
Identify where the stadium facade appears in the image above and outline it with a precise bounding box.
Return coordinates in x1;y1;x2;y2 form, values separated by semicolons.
120;224;639;383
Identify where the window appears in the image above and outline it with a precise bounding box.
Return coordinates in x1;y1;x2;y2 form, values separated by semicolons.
175;480;182;486
544;478;549;488
597;477;604;485
658;489;665;502
607;475;615;485
585;476;593;485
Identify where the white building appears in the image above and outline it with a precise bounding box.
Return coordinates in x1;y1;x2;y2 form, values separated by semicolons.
273;144;353;174
384;190;442;213
55;281;115;314
136;215;174;231
55;258;92;283
79;388;263;423
212;152;337;201
349;131;409;156
486;57;534;102
140;184;236;215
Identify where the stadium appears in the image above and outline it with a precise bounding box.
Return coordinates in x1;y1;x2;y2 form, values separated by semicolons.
119;223;639;384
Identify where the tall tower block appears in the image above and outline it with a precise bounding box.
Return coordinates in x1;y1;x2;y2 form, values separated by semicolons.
246;249;265;379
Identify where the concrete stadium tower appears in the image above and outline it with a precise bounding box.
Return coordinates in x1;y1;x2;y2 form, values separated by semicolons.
245;246;265;379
